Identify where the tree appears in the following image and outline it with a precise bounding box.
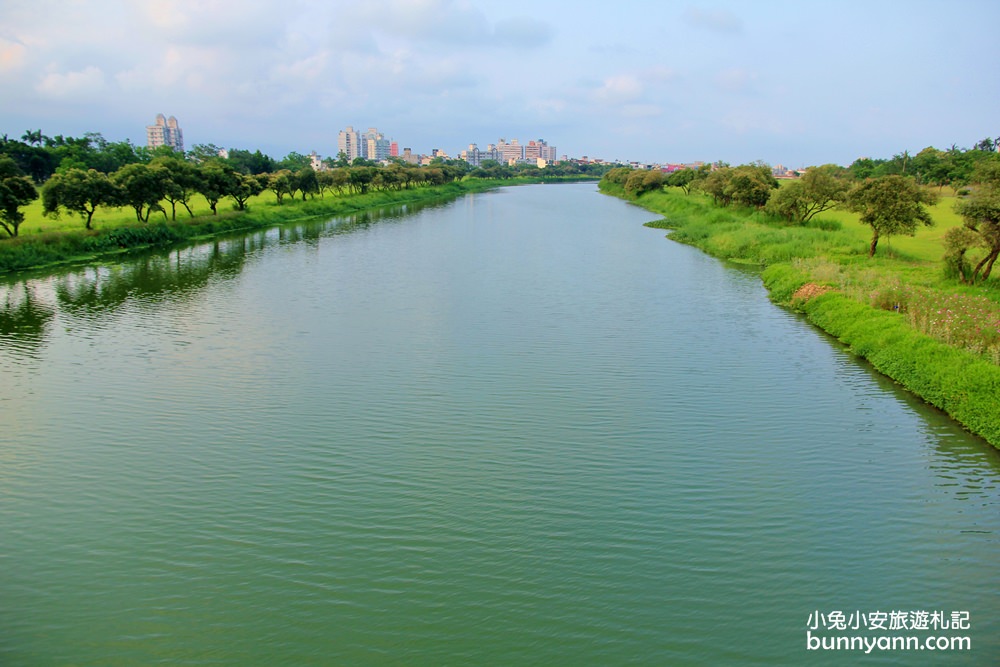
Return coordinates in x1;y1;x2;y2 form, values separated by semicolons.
20;129;45;147
188;143;226;163
293;167;319;200
948;162;1000;282
279;152;312;172
765;164;850;224
846;175;938;257
623;169;664;197
973;137;997;153
316;170;336;197
330;168;349;194
229;173;265;210
228;148;276;175
150;156;200;219
197;161;237;215
267;169;295;204
112;163;169;222
348;166;375;193
41;168;120;230
0;137;59;183
666;168;697;194
724;163;778;208
0;157;39;237
697;167;733;205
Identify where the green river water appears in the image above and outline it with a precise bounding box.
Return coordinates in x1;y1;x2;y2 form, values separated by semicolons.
1;183;997;665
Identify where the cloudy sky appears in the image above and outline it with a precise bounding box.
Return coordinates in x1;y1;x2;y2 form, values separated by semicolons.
2;0;997;167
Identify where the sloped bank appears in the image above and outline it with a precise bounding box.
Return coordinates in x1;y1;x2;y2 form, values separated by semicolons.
764;264;1000;446
603;184;1000;449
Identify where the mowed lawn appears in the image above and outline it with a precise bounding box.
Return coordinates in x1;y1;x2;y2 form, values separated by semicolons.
14;189;292;236
815;191;965;263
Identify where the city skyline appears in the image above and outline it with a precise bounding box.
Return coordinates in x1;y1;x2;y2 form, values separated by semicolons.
2;1;998;167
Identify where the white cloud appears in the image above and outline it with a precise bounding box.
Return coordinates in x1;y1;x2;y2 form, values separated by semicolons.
593;75;643;103
35;65;106;98
0;36;27;74
340;0;552;50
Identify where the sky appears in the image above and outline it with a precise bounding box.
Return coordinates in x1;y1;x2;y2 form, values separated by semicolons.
1;0;998;167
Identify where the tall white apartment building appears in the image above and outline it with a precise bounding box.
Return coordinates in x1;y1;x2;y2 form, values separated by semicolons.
146;114;184;153
338;126;361;162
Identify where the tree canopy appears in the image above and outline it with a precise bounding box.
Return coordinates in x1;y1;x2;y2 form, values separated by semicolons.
0;157;38;237
946;162;1000;282
766;164;850;224
846;175;938;257
41;168;120;230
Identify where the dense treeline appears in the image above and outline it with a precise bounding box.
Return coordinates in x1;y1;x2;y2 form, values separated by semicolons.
602;139;1000;272
0;130;608;240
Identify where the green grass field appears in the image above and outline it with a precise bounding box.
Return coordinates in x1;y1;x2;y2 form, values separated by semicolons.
16;188;296;236
820;192;965;263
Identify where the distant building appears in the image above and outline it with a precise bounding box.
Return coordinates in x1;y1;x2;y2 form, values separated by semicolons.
338;126;361;162
497;138;523;164
390;141;399;157
146;114;184;153
461;143;501;166
362;128;391;162
400;148;419;165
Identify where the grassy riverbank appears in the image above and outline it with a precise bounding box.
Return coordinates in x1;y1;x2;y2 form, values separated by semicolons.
602;182;1000;448
0;178;545;275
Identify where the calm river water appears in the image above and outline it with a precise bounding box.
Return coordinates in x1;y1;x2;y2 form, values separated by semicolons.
2;183;998;665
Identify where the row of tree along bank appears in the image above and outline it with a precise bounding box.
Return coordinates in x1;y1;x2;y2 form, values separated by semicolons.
0;129;609;242
0;178;541;275
0;129;609;273
599;153;1000;449
604;143;1000;278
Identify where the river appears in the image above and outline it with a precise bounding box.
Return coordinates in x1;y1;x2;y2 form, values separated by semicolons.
1;183;998;665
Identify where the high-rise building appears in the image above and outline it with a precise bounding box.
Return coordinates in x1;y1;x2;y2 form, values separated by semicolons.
338;126;361;162
497;138;523;164
461;143;500;166
362;127;391;162
524;140;541;161
525;139;557;163
146;114;184;153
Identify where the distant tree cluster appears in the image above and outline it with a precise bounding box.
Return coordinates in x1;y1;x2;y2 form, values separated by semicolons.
0;127;616;238
847;139;1000;190
602;167;666;197
600;138;1000;265
36;157;478;232
946;161;1000;283
0;131;468;236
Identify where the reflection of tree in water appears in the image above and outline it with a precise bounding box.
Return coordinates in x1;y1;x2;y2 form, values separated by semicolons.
52;201;437;316
1;197;451;353
55;235;257;317
0;282;55;358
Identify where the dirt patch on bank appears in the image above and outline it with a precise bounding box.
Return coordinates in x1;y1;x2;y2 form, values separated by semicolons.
791;283;832;302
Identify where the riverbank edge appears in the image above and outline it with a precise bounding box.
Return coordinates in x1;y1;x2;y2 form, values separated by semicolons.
603;184;1000;449
1;177;589;276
